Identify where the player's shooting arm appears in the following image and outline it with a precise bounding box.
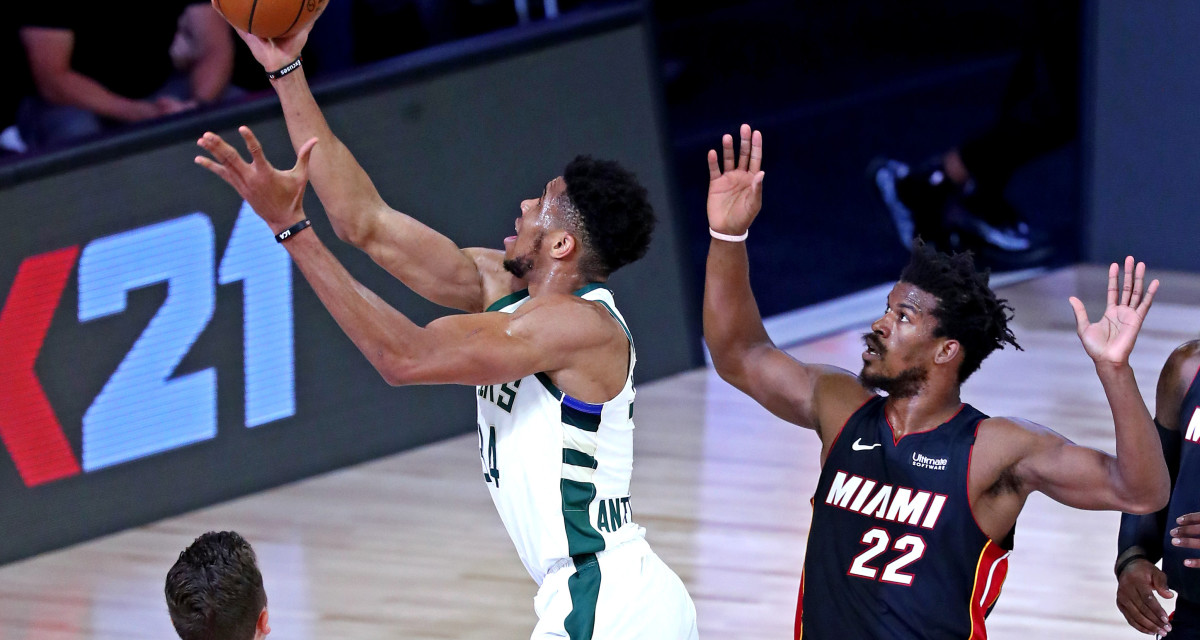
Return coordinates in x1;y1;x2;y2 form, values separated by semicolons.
276;72;494;312
230;23;491;312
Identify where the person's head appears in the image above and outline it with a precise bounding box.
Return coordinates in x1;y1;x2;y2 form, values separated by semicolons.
165;531;269;640
503;155;656;281
860;239;1022;397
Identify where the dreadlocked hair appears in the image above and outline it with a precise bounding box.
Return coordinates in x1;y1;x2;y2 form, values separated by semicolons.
562;155;656;278
899;238;1022;383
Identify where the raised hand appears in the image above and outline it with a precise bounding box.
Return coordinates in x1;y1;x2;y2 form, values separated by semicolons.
1115;557;1173;636
1068;256;1159;367
707;123;764;236
195;126;318;233
219;0;326;70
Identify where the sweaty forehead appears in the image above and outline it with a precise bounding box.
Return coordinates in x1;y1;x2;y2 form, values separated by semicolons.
890;282;939;312
546;176;566;197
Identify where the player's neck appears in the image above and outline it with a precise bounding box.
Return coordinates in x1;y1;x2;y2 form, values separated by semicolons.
884;385;963;437
526;264;598;297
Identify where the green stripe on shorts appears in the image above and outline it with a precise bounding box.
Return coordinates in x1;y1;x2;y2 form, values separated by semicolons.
565;553;600;640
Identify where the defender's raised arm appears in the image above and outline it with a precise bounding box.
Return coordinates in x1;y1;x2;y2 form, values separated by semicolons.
702;125;867;438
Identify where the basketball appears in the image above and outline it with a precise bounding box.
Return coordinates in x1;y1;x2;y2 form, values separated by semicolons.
213;0;328;39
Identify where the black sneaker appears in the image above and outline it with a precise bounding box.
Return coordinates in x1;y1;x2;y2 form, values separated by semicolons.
869;157;958;251
950;188;1033;252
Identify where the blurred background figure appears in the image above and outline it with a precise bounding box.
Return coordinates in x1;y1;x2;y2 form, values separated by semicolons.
15;1;241;153
869;0;1081;270
165;531;270;640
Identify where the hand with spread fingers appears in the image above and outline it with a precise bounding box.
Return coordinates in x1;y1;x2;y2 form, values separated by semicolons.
195;126;318;233
706;123;764;239
1068;256;1160;367
1116;557;1174;636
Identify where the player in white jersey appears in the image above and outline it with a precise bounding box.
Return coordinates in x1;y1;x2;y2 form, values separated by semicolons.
193;14;697;640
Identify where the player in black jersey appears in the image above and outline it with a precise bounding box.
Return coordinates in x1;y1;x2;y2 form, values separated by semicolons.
1115;339;1200;638
703;124;1170;640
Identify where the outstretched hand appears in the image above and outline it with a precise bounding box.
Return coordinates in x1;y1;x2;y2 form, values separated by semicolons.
195;126;318;233
707;123;764;237
1068;256;1158;367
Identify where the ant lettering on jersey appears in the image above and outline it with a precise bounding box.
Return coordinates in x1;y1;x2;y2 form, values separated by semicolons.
478;379;522;413
596;496;632;532
824;470;947;528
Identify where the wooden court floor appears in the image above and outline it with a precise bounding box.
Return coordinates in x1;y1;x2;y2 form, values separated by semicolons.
1;263;1197;639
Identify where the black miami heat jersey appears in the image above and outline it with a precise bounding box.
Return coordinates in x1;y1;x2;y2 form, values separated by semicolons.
1163;363;1200;601
798;396;1012;640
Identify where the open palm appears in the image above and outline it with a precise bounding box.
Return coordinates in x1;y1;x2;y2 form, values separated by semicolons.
1069;257;1158;366
707;124;764;235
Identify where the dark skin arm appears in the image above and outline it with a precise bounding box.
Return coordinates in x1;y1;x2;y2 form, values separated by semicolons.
1114;341;1199;635
967;259;1166;547
1157;341;1200;556
217;13;503;312
193;127;628;402
702;124;871;450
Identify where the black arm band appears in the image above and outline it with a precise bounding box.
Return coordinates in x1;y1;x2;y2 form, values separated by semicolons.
266;56;303;80
1115;551;1148;578
275;219;311;243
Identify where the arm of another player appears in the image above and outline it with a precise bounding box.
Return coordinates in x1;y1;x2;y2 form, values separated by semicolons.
702;124;868;437
182;3;235;104
1156;341;1200;563
1012;258;1168;513
222;17;494;312
195;127;608;390
1114;341;1197;635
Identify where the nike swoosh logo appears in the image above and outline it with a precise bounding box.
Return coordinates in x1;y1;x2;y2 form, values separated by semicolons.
852;438;882;451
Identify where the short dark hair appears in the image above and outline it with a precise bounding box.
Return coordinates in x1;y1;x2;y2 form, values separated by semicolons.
562;155;656;278
165;531;266;640
899;239;1022;383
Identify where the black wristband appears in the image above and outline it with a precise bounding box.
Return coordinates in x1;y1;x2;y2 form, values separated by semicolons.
1115;552;1148;578
275;219;311;243
266;56;303;80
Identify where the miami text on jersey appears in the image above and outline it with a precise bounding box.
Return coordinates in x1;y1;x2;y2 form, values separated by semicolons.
824;470;948;528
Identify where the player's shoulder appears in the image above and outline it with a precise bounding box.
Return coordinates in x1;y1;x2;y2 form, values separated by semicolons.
1163;339;1200;384
507;292;622;343
975;415;1068;460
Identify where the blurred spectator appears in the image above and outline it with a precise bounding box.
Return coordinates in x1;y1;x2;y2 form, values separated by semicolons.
870;0;1081;268
165;530;270;640
15;1;241;153
0;13;33;158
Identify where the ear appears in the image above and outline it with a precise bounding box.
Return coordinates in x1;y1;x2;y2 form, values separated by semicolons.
547;230;576;260
933;338;960;366
256;607;270;638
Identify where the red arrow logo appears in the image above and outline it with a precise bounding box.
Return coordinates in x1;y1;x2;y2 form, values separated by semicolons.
0;247;82;487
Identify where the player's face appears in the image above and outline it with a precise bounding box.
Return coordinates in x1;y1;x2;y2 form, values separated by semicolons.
503;177;567;278
860;283;942;397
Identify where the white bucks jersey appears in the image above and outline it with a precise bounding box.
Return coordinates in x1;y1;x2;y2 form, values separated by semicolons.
476;283;641;585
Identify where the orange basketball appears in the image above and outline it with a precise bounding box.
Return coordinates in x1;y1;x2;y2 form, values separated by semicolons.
213;0;328;39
